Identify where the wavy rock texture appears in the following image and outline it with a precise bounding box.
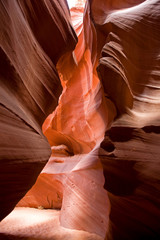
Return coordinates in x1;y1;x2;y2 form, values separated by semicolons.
90;0;160;239
0;0;77;221
1;0;160;240
17;1;115;238
89;0;146;24
0;207;103;240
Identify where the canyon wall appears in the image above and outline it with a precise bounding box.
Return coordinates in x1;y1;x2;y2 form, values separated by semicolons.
18;1;113;238
0;0;160;240
0;0;77;221
90;0;160;239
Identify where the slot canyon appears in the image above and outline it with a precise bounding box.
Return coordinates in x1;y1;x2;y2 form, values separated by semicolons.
0;0;160;239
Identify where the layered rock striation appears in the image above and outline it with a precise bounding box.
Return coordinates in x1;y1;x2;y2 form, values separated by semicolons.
0;0;160;240
0;0;77;221
90;0;160;239
18;1;112;238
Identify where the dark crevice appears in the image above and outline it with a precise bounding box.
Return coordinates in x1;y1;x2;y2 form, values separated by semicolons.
142;125;160;134
105;127;134;142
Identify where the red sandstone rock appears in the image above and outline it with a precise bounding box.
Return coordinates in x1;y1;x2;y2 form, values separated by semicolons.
0;207;103;240
18;1;114;238
1;0;160;239
90;0;145;26
0;0;77;221
93;0;160;239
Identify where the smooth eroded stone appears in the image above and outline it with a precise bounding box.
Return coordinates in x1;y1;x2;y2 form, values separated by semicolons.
0;0;77;220
95;0;160;238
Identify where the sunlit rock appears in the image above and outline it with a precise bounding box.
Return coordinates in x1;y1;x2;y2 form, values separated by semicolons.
0;0;77;221
0;0;160;239
94;0;160;239
18;1;114;238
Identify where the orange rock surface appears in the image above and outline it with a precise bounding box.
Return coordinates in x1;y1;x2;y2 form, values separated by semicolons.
18;1;115;238
0;0;77;221
0;0;160;239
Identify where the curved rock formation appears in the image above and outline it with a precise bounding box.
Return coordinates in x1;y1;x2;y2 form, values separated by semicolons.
90;0;146;25
0;0;77;221
17;1;114;238
1;0;160;239
91;0;160;239
0;207;103;240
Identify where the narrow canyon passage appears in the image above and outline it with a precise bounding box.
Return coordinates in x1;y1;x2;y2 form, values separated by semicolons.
0;0;160;240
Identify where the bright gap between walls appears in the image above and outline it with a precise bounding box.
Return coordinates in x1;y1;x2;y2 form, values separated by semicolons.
66;0;86;9
67;0;77;8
